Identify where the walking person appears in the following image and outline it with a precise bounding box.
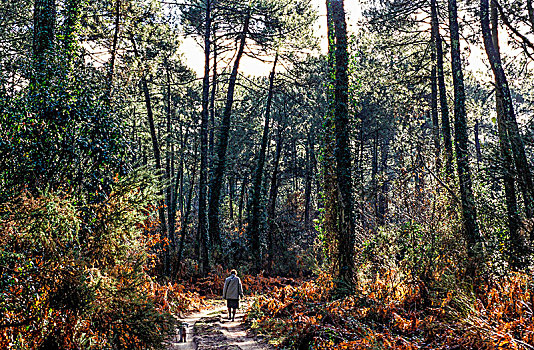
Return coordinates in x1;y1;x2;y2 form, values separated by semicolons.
222;269;244;321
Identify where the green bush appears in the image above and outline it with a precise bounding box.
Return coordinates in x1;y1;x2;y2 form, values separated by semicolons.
0;171;174;349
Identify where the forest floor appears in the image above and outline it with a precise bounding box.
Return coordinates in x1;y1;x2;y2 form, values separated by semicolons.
167;298;273;350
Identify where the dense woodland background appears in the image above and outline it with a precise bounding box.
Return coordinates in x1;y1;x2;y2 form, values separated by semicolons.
1;0;534;348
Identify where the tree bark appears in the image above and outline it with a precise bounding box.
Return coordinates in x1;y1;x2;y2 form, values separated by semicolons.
208;13;250;251
33;0;56;86
474;119;482;169
331;0;355;295
228;177;235;221
377;133;391;226
247;52;278;272
198;0;212;275
178;146;198;266
165;58;176;252
430;1;441;171
528;0;534;30
431;0;453;176
267;126;284;271
481;0;534;220
490;3;522;266
63;0;82;70
371;129;379;223
238;177;248;231
323;0;339;273
448;0;483;261
304;130;313;229
209;24;218;168
106;0;121;100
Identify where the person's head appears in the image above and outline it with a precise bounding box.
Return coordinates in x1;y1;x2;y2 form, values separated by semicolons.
230;269;237;275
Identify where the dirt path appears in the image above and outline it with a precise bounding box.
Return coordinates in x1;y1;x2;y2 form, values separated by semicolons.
167;299;272;350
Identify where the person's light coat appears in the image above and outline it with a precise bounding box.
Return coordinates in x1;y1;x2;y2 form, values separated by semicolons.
223;274;243;300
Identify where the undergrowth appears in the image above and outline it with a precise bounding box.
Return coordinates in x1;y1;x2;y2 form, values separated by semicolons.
0;172;203;349
246;192;534;349
246;271;534;349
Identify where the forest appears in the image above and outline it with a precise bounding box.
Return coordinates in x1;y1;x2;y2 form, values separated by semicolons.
1;0;534;349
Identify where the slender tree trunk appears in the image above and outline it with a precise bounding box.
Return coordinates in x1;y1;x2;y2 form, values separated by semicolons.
292;141;298;193
449;0;483;261
209;24;218;168
106;0;120;100
371;129;379;223
132;38;171;274
178;123;185;215
197;0;212;274
247;52;278;272
430;4;441;171
228;177;235;221
431;0;453;176
178;146;198;266
490;3;522;266
267;126;284;271
310;124;320;198
481;0;534;220
377;139;390;226
528;0;534;30
208;14;250;250
331;0;355;295
304;131;313;229
165;58;176;252
474;119;482;169
238;177;248;231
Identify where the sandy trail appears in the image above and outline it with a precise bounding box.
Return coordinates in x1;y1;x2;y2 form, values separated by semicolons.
167;299;271;350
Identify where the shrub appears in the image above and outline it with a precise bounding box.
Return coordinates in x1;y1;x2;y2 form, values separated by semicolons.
0;171;174;349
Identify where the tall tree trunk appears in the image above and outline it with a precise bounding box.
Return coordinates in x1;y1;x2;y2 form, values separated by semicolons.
430;4;441;171
178;123;185;215
371;129;379;224
198;0;212;275
238;177;248;231
267;126;284;271
377;132;391;226
247;52;278;272
228;177;235;221
165;58;176;252
178;145;198;266
323;0;339;273
63;0;81;70
209;24;218;168
208;14;251;251
105;0;121;101
132;38;171;275
474;119;482;169
431;0;453;176
304;131;314;229
481;0;534;220
448;0;483;261
33;0;56;86
490;3;522;266
331;0;355;295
